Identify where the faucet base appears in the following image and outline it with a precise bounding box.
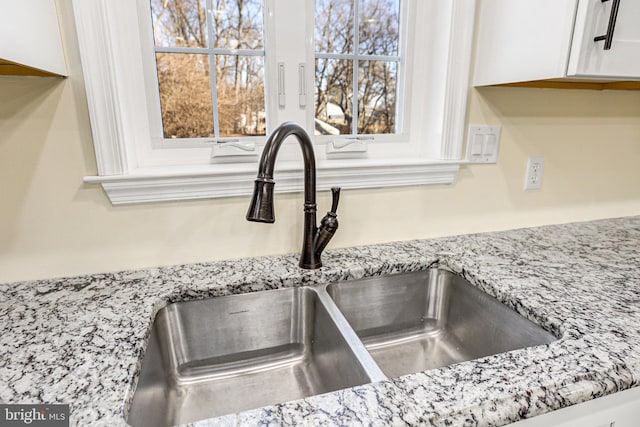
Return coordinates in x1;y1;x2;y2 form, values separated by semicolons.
299;260;322;269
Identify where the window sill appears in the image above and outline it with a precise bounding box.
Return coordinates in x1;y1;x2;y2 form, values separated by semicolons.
83;159;464;205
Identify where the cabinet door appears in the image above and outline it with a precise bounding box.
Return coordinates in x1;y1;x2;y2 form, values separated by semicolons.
474;0;578;86
508;386;640;427
568;0;640;79
0;0;67;76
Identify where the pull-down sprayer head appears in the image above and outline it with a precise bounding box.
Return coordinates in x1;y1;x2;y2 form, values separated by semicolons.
246;178;275;223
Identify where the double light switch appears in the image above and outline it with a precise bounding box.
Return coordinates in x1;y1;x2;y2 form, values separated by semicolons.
466;125;501;163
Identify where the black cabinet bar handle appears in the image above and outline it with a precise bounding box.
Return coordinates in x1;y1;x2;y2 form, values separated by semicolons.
594;0;621;50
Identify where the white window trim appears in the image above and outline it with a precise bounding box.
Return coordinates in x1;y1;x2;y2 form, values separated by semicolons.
74;0;476;205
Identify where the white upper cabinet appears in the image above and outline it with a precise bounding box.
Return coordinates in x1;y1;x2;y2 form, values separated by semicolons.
569;0;640;78
474;0;640;88
0;0;67;77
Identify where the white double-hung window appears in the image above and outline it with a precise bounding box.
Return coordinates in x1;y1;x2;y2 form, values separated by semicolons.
74;0;476;204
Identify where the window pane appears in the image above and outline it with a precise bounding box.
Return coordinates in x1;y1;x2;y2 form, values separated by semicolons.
211;0;264;50
314;58;353;135
359;0;399;56
151;0;208;48
151;1;266;140
315;0;354;55
216;55;266;137
357;60;396;134
156;53;214;138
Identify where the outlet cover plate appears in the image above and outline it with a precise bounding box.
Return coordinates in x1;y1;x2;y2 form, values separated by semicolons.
524;156;545;190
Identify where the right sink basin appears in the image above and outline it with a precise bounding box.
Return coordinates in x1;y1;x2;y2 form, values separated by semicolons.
325;269;557;378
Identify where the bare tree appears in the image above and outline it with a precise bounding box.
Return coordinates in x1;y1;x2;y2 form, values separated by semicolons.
315;0;399;135
150;0;398;139
156;53;214;138
151;0;207;47
151;0;265;138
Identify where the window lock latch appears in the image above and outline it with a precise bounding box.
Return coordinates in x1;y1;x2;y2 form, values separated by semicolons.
326;137;370;158
211;139;258;161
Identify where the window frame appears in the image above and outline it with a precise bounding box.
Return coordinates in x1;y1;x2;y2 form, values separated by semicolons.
74;0;476;205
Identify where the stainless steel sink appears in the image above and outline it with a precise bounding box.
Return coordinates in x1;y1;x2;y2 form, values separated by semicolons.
325;269;557;378
127;287;384;427
128;269;557;426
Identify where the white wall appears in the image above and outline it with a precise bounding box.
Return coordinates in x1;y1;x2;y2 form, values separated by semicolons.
1;2;639;283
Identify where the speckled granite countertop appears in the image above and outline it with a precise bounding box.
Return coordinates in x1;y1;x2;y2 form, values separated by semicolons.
1;216;640;426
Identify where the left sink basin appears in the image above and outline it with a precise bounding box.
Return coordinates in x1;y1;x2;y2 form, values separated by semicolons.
127;287;377;427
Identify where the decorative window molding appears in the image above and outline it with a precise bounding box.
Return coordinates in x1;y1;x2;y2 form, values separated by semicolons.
73;0;476;205
83;159;461;205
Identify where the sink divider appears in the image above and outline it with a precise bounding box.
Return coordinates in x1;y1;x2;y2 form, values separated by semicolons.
312;284;388;383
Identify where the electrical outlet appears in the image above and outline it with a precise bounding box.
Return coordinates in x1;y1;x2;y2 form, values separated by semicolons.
524;156;544;190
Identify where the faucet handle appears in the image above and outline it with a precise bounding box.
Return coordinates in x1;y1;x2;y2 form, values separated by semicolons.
314;187;340;257
330;187;340;214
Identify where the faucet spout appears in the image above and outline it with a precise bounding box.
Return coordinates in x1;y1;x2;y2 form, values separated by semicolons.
246;122;339;269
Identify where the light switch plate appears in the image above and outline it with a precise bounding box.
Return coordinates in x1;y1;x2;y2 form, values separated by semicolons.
466;125;501;163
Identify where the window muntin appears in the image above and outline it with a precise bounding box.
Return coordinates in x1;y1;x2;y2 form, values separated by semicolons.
314;0;401;136
150;0;266;139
